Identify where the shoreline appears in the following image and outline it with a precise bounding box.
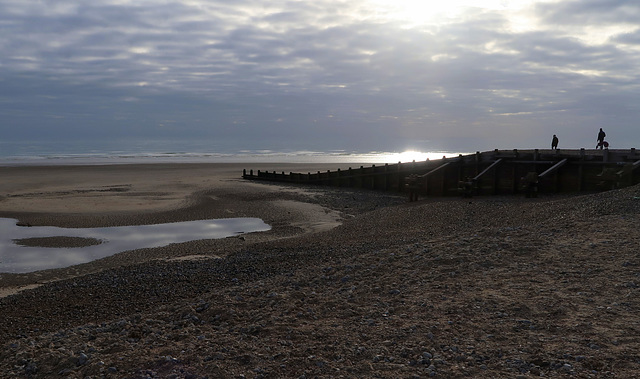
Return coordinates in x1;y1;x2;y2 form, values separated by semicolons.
0;162;395;294
0;162;363;215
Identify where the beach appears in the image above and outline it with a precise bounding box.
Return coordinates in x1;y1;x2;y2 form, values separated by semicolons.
0;163;365;282
1;163;640;377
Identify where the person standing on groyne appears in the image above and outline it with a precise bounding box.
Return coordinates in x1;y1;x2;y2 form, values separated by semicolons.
551;134;559;149
597;128;606;149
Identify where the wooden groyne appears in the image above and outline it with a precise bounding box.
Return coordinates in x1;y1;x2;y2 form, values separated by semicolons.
242;149;640;197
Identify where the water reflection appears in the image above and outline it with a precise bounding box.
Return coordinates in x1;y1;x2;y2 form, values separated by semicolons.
0;218;270;273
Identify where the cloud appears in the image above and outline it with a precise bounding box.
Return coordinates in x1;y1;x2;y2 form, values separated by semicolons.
1;0;640;154
535;0;640;25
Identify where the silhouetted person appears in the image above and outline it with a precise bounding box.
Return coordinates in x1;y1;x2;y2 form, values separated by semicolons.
551;134;558;149
597;128;606;149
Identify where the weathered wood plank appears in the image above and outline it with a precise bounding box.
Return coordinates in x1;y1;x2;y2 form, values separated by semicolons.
539;159;568;178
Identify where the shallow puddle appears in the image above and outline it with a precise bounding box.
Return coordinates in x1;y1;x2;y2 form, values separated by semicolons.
0;218;270;273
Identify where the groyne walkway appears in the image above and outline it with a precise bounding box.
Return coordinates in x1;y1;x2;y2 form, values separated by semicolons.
242;149;640;197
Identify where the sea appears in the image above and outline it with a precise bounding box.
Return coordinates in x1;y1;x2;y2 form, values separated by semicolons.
0;140;464;166
0;140;466;272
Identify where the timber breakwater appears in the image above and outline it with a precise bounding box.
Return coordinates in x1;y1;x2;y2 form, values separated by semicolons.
243;149;640;197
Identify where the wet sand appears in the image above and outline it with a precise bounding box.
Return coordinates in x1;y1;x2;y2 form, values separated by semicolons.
0;162;355;215
0;163;366;291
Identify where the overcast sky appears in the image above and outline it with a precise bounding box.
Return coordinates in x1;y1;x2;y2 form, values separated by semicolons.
2;0;640;155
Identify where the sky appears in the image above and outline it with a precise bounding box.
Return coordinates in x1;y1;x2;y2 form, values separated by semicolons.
1;0;640;156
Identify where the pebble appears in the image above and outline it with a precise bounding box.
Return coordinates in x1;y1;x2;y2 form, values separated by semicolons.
3;185;640;377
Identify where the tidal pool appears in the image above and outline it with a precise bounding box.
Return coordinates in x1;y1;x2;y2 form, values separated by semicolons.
0;218;270;273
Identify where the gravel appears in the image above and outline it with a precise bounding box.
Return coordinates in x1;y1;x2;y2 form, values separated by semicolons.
2;183;640;377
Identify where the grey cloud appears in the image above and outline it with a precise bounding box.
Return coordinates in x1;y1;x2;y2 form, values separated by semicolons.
535;0;640;25
2;0;640;154
615;30;640;45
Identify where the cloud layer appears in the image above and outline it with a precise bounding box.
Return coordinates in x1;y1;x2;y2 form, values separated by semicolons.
2;0;639;154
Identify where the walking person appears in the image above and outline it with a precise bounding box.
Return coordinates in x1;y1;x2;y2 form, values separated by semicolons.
551;134;558;149
596;128;606;149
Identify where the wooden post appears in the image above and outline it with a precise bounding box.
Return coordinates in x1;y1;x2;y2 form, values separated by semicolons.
457;154;464;191
512;161;518;194
442;161;448;195
458;158;463;191
424;171;428;197
493;162;499;195
384;164;389;190
579;148;585;191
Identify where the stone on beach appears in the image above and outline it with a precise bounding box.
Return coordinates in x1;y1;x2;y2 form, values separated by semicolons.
1;163;640;377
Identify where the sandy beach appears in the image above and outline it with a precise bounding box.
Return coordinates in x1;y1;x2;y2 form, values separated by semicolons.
0;163;362;285
1;163;640;377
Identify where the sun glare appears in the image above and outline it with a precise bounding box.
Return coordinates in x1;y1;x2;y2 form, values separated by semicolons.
384;151;459;163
